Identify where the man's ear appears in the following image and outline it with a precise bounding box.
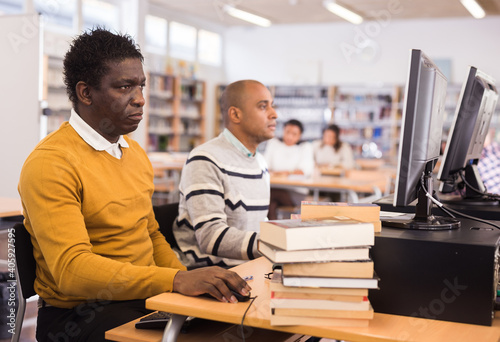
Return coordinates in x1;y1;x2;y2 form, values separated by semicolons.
228;106;242;124
76;81;92;106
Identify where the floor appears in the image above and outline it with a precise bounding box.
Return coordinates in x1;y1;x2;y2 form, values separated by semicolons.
0;218;37;342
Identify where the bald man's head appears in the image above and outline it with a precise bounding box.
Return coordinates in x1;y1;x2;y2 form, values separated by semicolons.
220;80;264;126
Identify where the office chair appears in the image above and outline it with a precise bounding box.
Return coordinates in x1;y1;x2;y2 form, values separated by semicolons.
153;202;180;250
11;222;37;342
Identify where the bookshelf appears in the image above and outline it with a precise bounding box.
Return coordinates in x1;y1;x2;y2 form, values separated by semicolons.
146;73;206;152
271;85;332;142
331;84;402;159
42;55;72;136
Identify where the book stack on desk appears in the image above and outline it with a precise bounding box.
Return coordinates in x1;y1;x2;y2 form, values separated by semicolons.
258;210;379;327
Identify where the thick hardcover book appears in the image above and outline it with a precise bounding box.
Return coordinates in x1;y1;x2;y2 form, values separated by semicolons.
282;260;374;278
260;218;374;251
282;274;379;289
269;269;369;298
258;239;370;264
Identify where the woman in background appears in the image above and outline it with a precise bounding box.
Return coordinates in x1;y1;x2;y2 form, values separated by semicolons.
264;119;314;220
313;124;355;169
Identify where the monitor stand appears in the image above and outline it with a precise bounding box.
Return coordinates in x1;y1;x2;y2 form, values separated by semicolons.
381;172;461;230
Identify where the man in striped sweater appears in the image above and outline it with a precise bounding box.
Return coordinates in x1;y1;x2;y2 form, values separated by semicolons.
173;80;278;268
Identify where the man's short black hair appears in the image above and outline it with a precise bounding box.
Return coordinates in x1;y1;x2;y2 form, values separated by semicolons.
63;27;144;109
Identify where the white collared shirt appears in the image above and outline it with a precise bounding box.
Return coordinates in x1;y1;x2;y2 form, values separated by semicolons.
69;109;129;159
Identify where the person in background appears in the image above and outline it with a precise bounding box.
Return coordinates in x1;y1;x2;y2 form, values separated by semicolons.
477;129;500;195
264;119;314;220
173;80;277;269
313;124;355;169
18;28;250;342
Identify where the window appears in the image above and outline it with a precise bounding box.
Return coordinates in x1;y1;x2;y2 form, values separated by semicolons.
82;0;118;32
34;0;76;30
145;14;167;54
169;21;196;61
0;0;22;14
198;29;221;66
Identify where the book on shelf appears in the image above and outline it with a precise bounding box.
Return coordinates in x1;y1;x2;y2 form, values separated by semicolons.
270;294;371;311
282;274;379;289
282;260;374;278
272;306;374;319
300;201;381;231
269;269;368;299
270;311;370;327
258;239;370;264
260;218;374;251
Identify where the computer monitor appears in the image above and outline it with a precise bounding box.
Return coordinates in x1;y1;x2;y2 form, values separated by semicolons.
437;66;499;203
383;49;460;230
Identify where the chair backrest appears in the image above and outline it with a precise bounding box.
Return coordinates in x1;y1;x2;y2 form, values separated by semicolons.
13;223;37;300
153;203;180;250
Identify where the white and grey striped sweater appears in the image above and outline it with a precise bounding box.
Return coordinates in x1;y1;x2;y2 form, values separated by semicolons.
173;133;270;268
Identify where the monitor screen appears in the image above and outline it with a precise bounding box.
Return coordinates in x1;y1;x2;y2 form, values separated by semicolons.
437;66;499;197
384;49;460;230
393;49;448;207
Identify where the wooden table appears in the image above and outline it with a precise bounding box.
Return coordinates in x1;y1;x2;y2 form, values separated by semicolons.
0;197;22;218
270;173;389;202
145;257;500;342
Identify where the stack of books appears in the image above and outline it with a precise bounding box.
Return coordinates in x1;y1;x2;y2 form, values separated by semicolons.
258;202;380;327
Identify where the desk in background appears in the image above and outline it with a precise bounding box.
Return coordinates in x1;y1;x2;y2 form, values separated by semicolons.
144;257;500;342
270;171;391;203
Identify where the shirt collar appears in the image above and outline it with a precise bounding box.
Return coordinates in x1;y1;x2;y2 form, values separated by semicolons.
222;128;255;158
69;109;129;158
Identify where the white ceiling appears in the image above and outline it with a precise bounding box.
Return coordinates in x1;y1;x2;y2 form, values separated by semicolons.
149;0;500;27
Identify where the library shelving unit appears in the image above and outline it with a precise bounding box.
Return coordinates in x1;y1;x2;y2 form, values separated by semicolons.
146;72;206;152
271;85;332;142
331;84;403;159
42;55;72;136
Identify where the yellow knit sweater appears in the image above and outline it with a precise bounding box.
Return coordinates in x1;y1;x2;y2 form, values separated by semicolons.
18;122;186;309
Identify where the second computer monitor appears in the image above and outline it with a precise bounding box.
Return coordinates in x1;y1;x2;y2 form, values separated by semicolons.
438;66;499;198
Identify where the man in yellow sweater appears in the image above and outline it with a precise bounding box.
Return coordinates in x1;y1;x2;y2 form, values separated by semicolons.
18;28;250;342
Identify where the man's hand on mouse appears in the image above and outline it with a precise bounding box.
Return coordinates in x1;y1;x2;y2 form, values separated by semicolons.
173;266;252;303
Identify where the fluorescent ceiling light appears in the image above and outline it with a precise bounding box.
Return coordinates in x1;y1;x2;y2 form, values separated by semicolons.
223;4;272;27
322;0;363;25
460;0;486;19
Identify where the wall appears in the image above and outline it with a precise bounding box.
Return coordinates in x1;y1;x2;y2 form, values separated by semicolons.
0;14;42;198
224;16;500;86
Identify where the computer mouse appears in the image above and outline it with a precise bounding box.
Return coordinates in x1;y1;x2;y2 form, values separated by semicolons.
230;289;251;302
201;290;251;302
